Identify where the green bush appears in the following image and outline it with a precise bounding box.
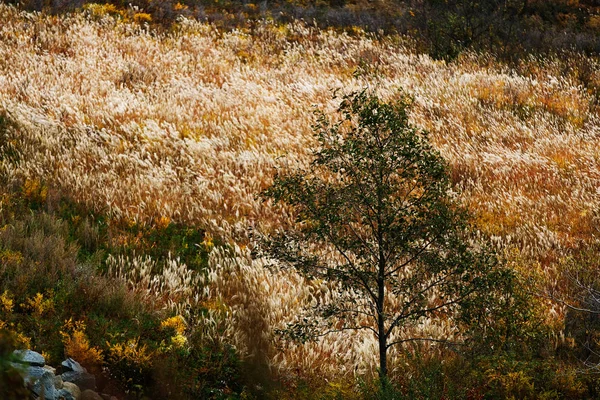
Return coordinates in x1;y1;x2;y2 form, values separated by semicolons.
0;330;30;400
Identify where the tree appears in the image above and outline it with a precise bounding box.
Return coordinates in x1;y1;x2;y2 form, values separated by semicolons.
258;89;504;382
420;0;526;59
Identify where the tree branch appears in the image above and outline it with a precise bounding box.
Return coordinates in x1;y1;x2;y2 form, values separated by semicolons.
386;337;462;349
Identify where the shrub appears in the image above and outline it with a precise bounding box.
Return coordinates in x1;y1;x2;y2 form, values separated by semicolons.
0;330;30;400
61;319;104;374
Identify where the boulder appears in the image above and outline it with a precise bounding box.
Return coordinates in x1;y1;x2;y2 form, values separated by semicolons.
9;361;25;371
58;389;78;400
60;382;82;400
23;365;58;400
44;365;57;375
54;373;64;389
13;349;45;367
81;389;103;400
62;358;86;373
62;370;96;391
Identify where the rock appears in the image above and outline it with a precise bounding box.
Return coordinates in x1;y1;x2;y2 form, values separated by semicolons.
9;361;25;371
100;394;111;400
13;349;45;367
81;389;103;400
58;388;78;400
23;365;57;400
62;358;86;373
62;370;96;391
54;373;64;389
60;382;82;400
44;365;57;375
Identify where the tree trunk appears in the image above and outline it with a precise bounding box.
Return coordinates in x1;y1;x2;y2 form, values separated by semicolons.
377;299;388;394
377;256;387;383
377;218;388;385
378;324;387;380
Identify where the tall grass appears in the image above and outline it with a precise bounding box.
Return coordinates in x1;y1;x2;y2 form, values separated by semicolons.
1;3;599;385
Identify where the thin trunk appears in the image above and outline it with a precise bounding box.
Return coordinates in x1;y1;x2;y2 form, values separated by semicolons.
376;163;387;384
378;317;387;379
377;257;387;381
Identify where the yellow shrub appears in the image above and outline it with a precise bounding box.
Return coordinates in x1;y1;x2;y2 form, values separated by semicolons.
22;178;47;204
15;332;31;349
155;215;171;230
170;333;188;349
40;351;52;363
0;291;31;349
160;315;188;349
202;232;214;250
0;324;32;349
107;337;154;367
60;319;103;373
133;13;152;24
160;315;186;335
587;15;600;31
174;2;188;11
83;3;123;19
0;250;23;266
0;290;14;314
22;293;54;317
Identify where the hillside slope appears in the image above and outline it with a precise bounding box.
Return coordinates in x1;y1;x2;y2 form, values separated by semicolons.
1;3;600;395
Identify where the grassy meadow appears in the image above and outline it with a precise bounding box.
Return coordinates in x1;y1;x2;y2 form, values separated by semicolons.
1;2;600;398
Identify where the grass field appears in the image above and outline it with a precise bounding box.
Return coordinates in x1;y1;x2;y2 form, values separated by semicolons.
1;3;600;397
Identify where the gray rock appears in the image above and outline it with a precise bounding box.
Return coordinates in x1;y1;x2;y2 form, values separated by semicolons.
62;370;96;391
81;389;103;400
61;358;86;373
9;361;25;371
54;373;64;389
58;388;78;400
23;365;57;400
13;349;45;367
44;365;57;375
60;382;82;400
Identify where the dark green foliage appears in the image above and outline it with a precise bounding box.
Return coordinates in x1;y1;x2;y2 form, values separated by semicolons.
460;267;544;360
419;0;524;59
358;352;475;400
554;242;600;374
151;331;247;400
184;336;245;399
121;221;209;274
260;89;508;380
0;331;31;400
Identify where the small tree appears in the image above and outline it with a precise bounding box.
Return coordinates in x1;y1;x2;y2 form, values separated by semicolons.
259;89;504;382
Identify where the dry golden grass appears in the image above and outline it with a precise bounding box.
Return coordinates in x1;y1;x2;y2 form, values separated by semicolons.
1;3;599;382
